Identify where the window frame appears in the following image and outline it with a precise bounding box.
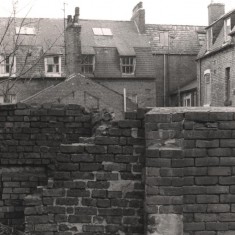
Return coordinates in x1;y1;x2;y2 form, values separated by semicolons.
206;28;213;50
0;55;16;77
44;55;62;77
183;93;192;107
224;17;231;42
204;69;211;106
81;55;95;74
120;56;136;76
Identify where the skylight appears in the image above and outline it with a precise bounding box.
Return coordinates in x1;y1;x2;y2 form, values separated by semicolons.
15;27;36;35
92;28;112;36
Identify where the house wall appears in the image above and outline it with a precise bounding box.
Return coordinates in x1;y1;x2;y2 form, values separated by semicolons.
0;78;63;102
153;54;198;107
97;78;156;108
198;46;235;106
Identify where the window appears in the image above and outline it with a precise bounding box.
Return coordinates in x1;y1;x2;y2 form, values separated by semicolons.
225;67;231;102
45;56;61;77
198;33;206;46
15;27;36;35
204;70;211;106
120;57;136;75
0;55;16;77
207;28;213;50
92;28;112;36
0;94;17;104
160;32;169;46
81;55;95;74
183;94;192;107
224;18;231;42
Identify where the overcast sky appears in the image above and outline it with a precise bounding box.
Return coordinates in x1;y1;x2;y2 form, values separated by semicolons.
1;0;235;26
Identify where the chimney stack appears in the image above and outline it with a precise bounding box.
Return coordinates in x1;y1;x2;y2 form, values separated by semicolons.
208;2;225;25
131;2;145;34
74;7;80;23
67;15;72;24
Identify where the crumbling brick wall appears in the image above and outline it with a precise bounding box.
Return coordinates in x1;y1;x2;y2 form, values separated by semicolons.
23;110;147;235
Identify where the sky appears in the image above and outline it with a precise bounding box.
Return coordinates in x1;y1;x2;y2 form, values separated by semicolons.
1;0;235;26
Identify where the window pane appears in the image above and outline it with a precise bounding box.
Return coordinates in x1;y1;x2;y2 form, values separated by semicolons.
54;56;59;64
92;28;103;35
47;57;54;64
102;28;112;36
47;65;53;72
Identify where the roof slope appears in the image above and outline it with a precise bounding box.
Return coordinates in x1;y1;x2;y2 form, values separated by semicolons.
145;24;206;54
79;19;150;54
197;10;235;60
0;17;64;54
23;73;137;119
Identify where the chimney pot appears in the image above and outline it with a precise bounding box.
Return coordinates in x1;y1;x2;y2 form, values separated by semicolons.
73;7;80;23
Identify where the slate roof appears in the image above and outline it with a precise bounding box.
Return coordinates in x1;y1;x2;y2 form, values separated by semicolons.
171;79;197;95
197;9;235;60
0;17;64;54
0;17;156;78
145;24;206;55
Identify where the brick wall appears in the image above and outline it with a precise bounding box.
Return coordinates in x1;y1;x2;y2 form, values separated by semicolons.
23;109;147;235
145;107;235;235
0;103;92;230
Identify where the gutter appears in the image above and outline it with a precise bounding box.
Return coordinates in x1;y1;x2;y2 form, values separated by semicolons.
196;42;234;60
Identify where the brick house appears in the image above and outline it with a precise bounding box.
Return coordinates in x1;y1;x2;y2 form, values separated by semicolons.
0;18;65;103
65;5;156;109
0;2;206;110
197;2;235;107
145;19;205;107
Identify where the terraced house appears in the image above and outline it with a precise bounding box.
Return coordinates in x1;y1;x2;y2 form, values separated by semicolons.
197;2;235;107
0;1;206;112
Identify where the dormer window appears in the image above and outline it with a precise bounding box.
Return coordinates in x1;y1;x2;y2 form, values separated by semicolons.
224;17;231;42
44;55;61;77
120;57;136;76
0;55;16;77
81;55;95;74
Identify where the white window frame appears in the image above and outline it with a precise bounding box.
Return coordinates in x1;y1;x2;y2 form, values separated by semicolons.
44;55;61;77
120;57;136;76
15;27;36;35
92;28;112;36
183;94;192;107
81;55;95;74
224;17;231;42
0;55;16;77
204;69;211;106
0;94;17;104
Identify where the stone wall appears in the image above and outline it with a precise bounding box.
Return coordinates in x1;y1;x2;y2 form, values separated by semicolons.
145;107;235;235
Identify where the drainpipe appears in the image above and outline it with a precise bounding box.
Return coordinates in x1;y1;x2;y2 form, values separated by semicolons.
163;54;166;107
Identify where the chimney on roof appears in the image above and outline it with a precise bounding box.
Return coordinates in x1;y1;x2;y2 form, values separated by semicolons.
131;2;145;34
208;2;225;25
67;15;72;24
65;6;82;75
74;7;80;23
